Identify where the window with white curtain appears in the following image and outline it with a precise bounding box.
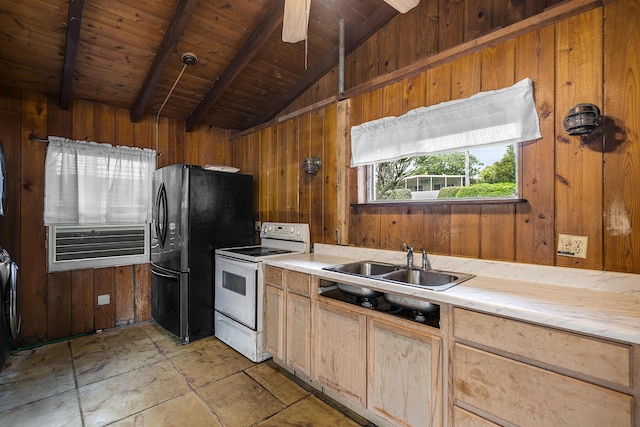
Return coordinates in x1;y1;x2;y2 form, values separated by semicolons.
351;78;541;203
44;137;156;271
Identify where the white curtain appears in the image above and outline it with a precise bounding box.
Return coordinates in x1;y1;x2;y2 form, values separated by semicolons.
44;137;156;225
350;78;541;166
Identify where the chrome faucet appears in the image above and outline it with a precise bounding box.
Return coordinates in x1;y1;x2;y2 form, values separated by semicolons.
421;248;431;270
403;243;414;268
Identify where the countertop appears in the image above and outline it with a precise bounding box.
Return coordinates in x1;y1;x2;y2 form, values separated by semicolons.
265;244;640;345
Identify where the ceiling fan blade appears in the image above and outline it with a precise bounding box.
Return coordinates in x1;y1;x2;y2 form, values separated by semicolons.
383;0;420;13
282;0;311;43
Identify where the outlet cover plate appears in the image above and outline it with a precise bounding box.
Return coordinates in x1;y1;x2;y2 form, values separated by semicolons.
98;294;111;306
557;234;588;259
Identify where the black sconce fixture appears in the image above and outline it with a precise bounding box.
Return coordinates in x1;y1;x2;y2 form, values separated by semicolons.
563;103;605;136
302;157;321;174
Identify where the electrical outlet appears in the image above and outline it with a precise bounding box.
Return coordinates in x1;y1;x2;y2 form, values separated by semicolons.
557;234;588;259
255;221;262;232
97;294;111;306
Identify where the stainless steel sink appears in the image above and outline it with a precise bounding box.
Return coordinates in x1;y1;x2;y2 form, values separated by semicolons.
383;293;439;313
323;261;398;276
380;268;474;291
322;261;474;301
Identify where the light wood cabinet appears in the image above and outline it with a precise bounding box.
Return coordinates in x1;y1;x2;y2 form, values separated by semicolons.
368;317;443;427
264;283;284;360
452;308;634;426
315;300;367;407
286;292;311;373
264;266;312;376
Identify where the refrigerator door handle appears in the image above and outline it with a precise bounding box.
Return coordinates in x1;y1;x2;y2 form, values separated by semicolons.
157;183;168;247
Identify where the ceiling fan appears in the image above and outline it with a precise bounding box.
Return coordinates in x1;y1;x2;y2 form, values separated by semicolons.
282;0;420;43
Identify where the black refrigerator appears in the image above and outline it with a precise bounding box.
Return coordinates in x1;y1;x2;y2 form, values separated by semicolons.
151;164;253;343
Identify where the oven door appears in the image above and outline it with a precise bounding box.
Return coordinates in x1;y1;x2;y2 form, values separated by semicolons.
214;254;258;330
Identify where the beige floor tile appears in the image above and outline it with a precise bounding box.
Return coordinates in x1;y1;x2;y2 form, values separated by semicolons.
79;360;190;427
71;325;152;357
198;371;286;426
0;389;82;427
0;351;75;412
171;341;254;388
141;322;220;359
245;362;310;405
110;392;222;427
1;341;71;377
72;328;164;386
256;395;362;427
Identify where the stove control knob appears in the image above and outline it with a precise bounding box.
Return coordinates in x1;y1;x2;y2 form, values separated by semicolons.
296;228;301;236
268;225;272;232
290;226;295;233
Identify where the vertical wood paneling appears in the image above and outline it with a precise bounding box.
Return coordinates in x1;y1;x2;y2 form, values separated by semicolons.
135;264;152;322
323;103;338;244
184;127;200;164
285;119;300;223
554;9;604;269
309;110;325;243
20;91;48;340
46;272;72;341
396;11;418;69
603;0;640;272
115;265;135;326
450;54;482;257
378;19;398;75
439;0;465;51
298;115;312;227
258;129;271;221
464;0;492;40
480;41;517;261
71;269;94;335
94;267;115;330
417;0;440;59
515;27;556;265
362;35;380;83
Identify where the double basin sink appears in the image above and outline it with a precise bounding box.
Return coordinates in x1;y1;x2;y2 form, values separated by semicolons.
322;261;474;312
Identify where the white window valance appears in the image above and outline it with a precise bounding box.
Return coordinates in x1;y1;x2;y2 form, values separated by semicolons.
350;78;541;167
44;137;156;225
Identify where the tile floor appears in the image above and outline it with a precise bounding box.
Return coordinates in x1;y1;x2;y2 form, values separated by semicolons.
0;322;372;426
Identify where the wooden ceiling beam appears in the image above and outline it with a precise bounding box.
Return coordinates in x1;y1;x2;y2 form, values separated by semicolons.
59;0;85;110
185;0;285;132
246;4;398;129
130;0;200;123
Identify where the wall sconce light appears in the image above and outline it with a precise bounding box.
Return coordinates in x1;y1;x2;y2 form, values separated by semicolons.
563;103;604;136
302;156;321;174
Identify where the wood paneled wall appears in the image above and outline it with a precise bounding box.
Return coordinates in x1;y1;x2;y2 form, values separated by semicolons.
0;90;234;345
234;0;639;275
1;0;638;345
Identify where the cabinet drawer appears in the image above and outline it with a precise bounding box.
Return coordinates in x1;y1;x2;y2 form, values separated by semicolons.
453;308;631;387
453;344;633;427
453;406;499;427
265;266;283;288
286;270;311;296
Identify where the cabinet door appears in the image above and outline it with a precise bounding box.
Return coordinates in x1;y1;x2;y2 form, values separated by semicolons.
286;292;311;374
368;318;442;427
264;285;284;361
315;301;367;407
453;344;633;427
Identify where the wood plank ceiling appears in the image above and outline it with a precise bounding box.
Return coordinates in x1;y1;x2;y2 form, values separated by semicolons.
0;0;398;131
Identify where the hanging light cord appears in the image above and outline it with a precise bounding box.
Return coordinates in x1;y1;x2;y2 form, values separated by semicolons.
155;62;189;152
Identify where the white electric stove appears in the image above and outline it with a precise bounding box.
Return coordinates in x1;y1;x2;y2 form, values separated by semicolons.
214;222;310;362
